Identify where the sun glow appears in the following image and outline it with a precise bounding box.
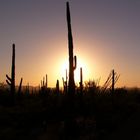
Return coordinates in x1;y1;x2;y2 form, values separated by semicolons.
60;58;91;86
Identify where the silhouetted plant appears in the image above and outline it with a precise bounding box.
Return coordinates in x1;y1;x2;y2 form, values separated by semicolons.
40;74;48;94
84;80;98;94
101;70;120;94
66;2;77;96
45;74;48;89
6;44;15;96
62;69;68;94
56;79;59;94
43;76;45;87
17;77;23;95
62;77;65;92
79;67;83;95
112;69;115;94
26;83;30;95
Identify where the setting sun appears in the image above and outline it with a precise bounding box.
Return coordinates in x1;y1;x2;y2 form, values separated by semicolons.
60;57;91;86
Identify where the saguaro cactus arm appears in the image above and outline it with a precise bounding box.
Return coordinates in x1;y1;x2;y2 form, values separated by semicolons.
6;74;12;85
73;55;77;70
6;79;11;86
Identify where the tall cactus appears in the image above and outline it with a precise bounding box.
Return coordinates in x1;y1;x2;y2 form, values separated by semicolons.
66;2;77;95
46;74;48;89
112;69;115;94
6;44;15;95
79;67;83;95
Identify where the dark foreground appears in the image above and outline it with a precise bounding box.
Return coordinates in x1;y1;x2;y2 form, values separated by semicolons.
0;88;140;140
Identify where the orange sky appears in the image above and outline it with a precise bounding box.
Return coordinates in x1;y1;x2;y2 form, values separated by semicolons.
0;0;140;88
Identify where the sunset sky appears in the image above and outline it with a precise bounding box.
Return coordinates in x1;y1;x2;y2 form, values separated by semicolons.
0;0;140;87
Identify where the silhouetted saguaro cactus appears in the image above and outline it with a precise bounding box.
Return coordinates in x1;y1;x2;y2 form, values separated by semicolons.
65;2;78;137
66;2;77;95
65;69;68;93
79;67;83;95
56;79;59;93
18;78;23;95
6;44;15;95
43;77;45;87
46;74;48;89
112;69;115;94
73;55;77;70
62;69;68;94
65;69;68;94
62;77;65;90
